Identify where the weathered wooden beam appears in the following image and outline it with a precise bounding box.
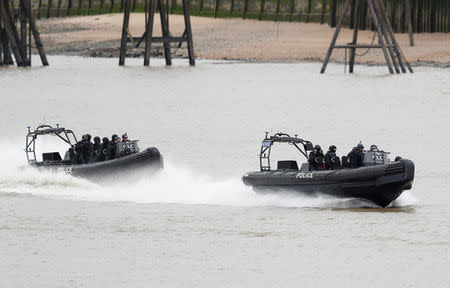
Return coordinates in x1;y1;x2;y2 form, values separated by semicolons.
37;0;42;19
119;0;130;66
56;0;62;17
98;0;104;14
320;0;326;24
306;0;312;23
77;0;82;15
229;0;234;17
288;0;295;22
213;0;219;18
349;0;360;73
67;0;72;16
378;0;412;72
366;0;394;74
242;0;248;19
182;0;195;65
47;0;52;18
143;0;156;66
158;0;172;65
88;0;92;14
258;0;265;21
275;0;280;21
373;0;401;73
330;0;337;26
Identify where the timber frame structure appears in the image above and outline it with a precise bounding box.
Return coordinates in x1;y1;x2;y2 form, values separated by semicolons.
119;0;195;66
320;0;413;74
0;0;48;66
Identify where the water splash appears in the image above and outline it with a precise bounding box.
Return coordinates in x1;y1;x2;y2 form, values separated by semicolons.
0;139;417;208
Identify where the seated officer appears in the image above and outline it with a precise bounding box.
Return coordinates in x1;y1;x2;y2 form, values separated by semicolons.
325;145;341;170
308;145;324;170
122;133;129;142
106;134;120;160
348;143;365;168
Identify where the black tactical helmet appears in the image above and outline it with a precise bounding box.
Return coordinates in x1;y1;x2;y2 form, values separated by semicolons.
329;145;337;152
94;136;100;143
85;134;92;141
357;143;364;150
102;137;109;143
314;144;321;150
370;145;378;151
111;134;118;141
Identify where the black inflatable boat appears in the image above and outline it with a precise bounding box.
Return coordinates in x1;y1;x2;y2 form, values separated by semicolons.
242;133;415;208
25;124;163;180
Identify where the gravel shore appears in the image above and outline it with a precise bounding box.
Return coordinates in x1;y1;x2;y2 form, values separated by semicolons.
37;14;450;67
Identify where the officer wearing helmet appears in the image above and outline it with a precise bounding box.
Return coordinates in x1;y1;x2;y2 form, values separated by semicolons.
325;145;341;170
308;144;324;170
106;134;119;160
82;134;94;164
348;143;365;168
92;136;102;162
122;133;129;142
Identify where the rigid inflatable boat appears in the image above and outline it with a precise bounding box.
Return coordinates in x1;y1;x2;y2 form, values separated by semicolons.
25;124;163;180
242;133;415;208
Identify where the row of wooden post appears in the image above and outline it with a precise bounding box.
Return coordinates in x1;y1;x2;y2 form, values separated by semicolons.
18;0;450;32
333;0;449;33
207;0;329;23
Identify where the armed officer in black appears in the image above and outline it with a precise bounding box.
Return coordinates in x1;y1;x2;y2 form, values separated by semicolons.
325;145;341;170
309;145;325;170
348;143;365;168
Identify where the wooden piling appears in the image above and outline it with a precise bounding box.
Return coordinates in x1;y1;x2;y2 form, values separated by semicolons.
98;0;104;14
143;0;155;65
56;0;62;17
243;0;249;19
306;0;312;23
330;0;337;26
119;0;130;66
320;0;326;24
47;0;52;18
37;0;42;18
258;0;265;21
229;0;234;17
182;0;195;65
288;0;295;22
67;0;72;16
88;0;92;14
275;0;280;21
349;0;360;73
213;0;219;18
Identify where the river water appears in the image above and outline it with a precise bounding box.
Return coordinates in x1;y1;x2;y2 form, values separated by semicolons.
1;56;449;287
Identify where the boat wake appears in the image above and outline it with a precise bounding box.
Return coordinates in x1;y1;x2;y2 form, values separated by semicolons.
0;141;417;209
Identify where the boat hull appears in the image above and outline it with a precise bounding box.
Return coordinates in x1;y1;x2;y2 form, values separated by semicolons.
32;147;163;181
242;159;415;208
